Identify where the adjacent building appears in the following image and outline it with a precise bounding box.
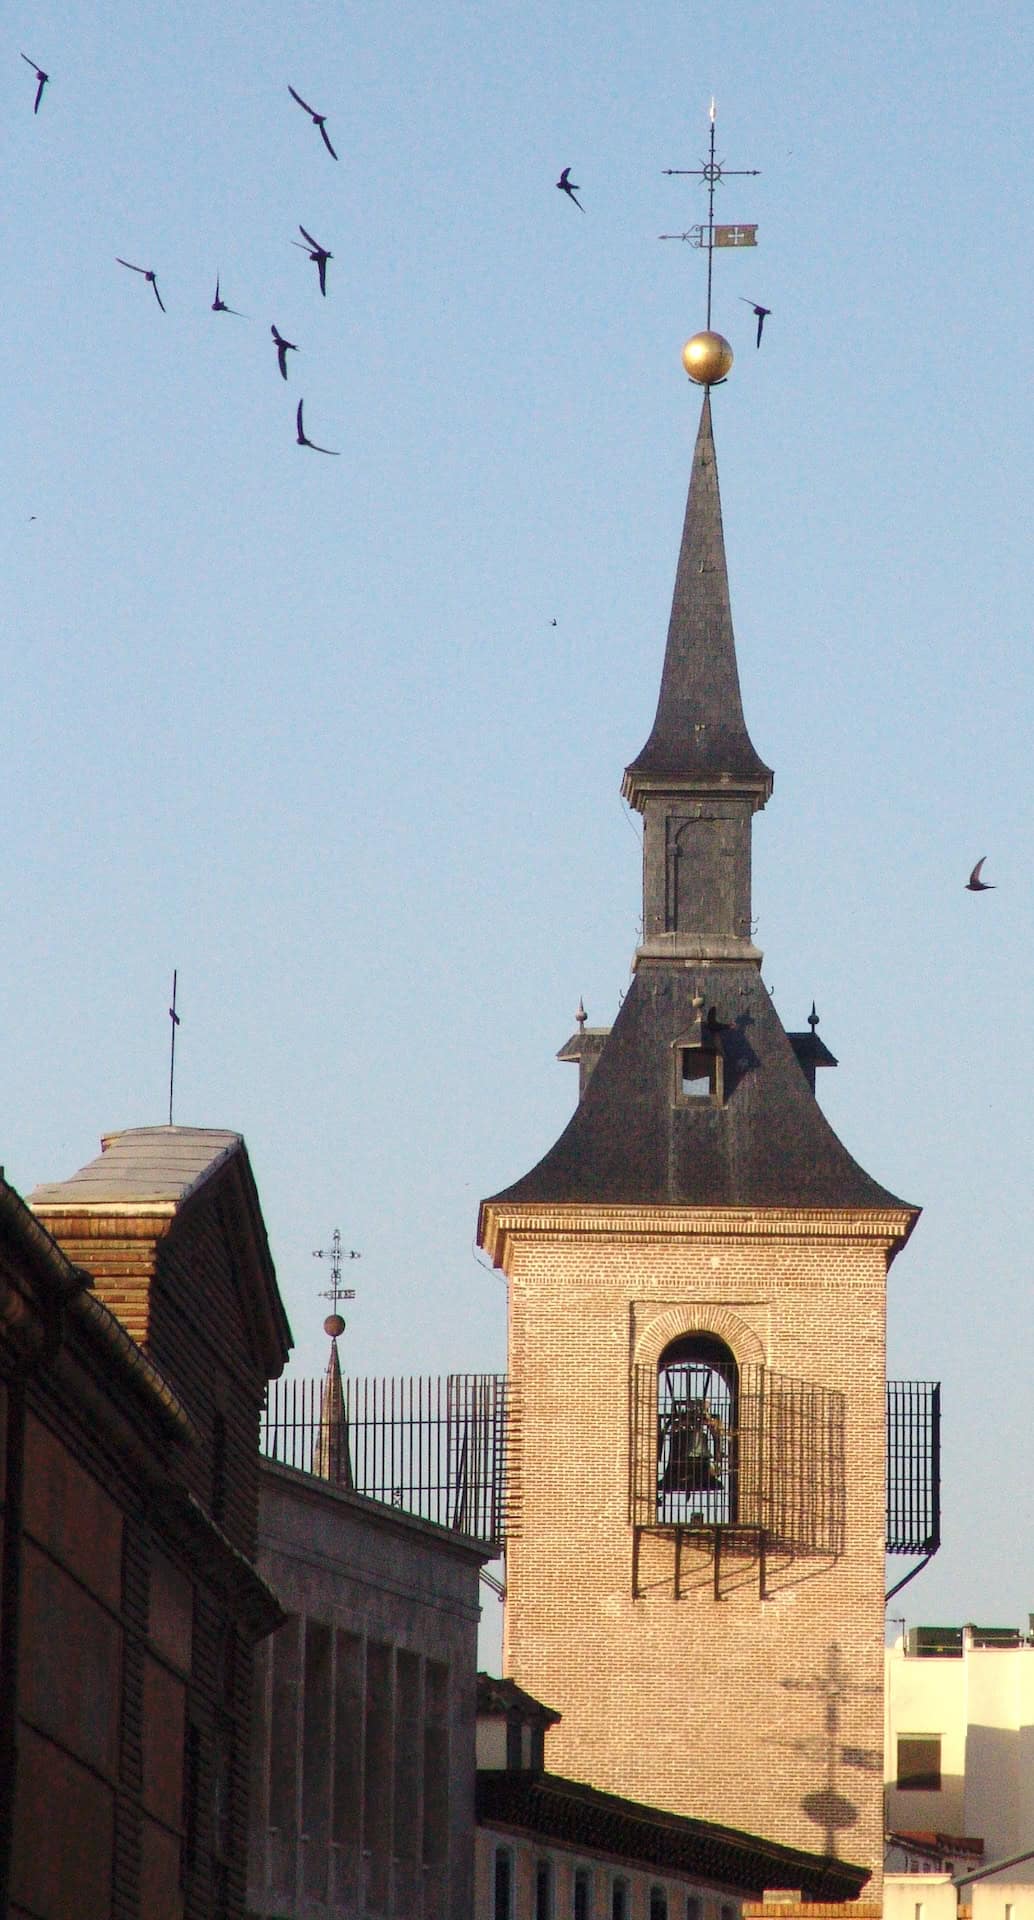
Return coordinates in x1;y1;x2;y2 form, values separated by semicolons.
476;1678;870;1920
248;1453;490;1920
885;1624;1034;1880
10;1125;293;1920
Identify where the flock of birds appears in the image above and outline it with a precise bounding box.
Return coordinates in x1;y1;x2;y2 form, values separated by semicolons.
20;47;775;471
13;49;1004;886
19;58;354;455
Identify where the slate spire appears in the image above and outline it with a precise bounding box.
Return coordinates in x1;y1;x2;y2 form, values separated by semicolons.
624;392;772;796
622;393;772;961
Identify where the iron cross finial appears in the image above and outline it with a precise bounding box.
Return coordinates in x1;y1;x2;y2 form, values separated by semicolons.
313;1227;360;1319
660;101;760;330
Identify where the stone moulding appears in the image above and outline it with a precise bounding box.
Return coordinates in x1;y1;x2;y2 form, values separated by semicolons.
478;1202;918;1270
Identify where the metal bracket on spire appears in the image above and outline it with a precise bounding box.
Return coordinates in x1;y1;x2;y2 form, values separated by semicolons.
661;99;760;329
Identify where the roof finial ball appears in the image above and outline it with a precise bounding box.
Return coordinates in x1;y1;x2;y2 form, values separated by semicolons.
681;330;734;386
324;1313;346;1339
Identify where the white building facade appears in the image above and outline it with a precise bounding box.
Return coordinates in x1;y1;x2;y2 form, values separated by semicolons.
885;1625;1034;1880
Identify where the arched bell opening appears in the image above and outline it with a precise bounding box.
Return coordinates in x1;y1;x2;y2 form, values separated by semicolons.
656;1332;738;1525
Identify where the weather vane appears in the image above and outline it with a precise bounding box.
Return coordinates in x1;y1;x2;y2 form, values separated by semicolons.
661;98;760;326
313;1227;360;1339
168;970;180;1126
660;100;762;388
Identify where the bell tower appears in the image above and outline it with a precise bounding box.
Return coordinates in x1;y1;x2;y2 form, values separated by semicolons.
478;386;918;1888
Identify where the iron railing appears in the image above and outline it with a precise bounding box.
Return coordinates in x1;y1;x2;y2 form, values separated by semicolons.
261;1372;513;1547
886;1379;940;1553
632;1362;845;1553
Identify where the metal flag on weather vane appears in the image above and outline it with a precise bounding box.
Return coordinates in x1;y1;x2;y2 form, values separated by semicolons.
713;223;757;247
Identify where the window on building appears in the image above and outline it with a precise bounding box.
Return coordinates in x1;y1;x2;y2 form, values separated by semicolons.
679;1049;716;1099
573;1867;592;1920
657;1333;738;1525
611;1878;630;1920
686;1898;702;1920
896;1734;942;1791
536;1859;554;1920
650;1888;669;1920
495;1847;514;1920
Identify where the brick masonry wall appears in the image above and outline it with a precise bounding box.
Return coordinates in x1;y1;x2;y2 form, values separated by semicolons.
503;1226;890;1890
150;1197;268;1561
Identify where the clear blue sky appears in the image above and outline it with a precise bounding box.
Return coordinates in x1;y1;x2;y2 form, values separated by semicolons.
4;0;1033;1646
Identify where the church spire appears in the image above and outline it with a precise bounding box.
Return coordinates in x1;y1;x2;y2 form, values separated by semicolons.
622;393;772;962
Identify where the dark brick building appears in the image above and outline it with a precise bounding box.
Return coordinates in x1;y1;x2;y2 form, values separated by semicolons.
0;1126;291;1920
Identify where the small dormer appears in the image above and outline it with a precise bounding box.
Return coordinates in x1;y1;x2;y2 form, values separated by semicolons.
476;1674;561;1774
557;1000;611;1100
787;1004;838;1095
673;996;725;1107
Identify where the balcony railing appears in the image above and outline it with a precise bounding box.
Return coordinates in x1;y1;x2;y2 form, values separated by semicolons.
261;1372;513;1548
632;1363;846;1553
886;1379;940;1554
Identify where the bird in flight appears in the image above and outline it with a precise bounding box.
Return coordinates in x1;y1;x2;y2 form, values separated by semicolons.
296;399;340;456
556;167;584;210
271;324;298;380
212;276;245;316
117;259;166;311
966;857;995;892
292;225;333;297
287;85;338;159
740;298;771;347
21;53;49;114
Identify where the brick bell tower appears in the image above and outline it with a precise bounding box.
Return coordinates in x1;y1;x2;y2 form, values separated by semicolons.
478;391;919;1886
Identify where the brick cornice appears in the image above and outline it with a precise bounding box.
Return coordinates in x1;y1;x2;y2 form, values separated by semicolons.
478;1201;917;1272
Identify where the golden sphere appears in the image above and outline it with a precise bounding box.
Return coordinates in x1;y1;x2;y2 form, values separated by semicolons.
681;331;734;385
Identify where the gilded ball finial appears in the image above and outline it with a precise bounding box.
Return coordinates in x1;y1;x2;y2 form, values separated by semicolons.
682;331;734;386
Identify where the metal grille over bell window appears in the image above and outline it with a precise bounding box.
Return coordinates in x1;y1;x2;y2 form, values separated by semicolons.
657;1334;738;1525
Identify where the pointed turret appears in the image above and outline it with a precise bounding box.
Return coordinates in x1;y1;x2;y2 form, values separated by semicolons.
623;394;772;962
314;1335;353;1489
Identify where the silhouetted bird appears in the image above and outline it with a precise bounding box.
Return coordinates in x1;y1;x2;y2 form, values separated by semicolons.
740;298;771;347
211;276;245;316
556;167;584;210
21;53;48;114
271;324;298;380
117;259;165;311
296;398;340;455
966;857;995;892
287;85;338;159
292;225;332;296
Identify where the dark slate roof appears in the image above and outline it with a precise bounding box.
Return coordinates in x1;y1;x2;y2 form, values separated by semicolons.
485;964;914;1213
476;1771;869;1901
477;1674;561;1726
624;392;773;793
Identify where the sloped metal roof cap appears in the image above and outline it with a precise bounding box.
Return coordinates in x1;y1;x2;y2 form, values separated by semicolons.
30;1126;242;1209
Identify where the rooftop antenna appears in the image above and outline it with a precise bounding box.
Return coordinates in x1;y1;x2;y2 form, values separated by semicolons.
660;98;760;330
168;970;180;1125
313;1227;360;1342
